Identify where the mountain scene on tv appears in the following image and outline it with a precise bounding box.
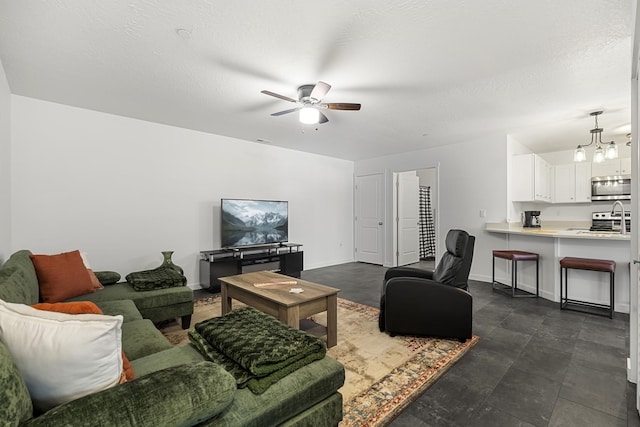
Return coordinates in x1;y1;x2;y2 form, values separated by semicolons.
221;199;288;247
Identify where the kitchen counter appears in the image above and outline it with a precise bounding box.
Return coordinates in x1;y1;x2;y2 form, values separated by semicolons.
485;220;631;314
485;221;631;240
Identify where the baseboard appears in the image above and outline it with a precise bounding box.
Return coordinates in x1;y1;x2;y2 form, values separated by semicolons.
304;258;355;271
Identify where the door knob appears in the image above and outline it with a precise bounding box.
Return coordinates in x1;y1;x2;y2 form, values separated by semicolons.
378;222;383;225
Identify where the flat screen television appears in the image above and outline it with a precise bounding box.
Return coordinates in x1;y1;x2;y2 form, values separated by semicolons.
221;198;289;248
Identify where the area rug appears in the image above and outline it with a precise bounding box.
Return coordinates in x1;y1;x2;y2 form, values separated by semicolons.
159;296;479;426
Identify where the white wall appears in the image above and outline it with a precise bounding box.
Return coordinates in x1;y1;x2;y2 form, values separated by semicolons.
0;58;11;262
10;95;355;287
355;135;509;282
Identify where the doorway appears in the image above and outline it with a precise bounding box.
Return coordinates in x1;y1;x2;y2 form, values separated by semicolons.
392;167;438;267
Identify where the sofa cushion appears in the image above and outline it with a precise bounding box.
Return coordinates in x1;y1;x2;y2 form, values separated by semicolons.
0;268;31;304
1;250;40;305
0;299;124;413
23;362;236;427
130;344;205;378
29;250;96;303
65;281;194;324
203;356;345;427
95;299;143;323
0;340;33;425
120;319;173;361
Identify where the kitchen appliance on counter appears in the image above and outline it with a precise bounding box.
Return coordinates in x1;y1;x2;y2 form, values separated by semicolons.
590;211;631;232
591;175;631;201
522;210;541;228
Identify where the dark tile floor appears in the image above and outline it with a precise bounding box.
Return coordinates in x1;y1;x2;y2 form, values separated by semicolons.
298;261;640;427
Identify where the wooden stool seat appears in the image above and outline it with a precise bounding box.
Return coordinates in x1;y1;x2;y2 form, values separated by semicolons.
560;256;615;319
492;250;539;298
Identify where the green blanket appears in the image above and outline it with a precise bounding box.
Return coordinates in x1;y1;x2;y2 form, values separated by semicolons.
125;266;186;291
188;306;326;394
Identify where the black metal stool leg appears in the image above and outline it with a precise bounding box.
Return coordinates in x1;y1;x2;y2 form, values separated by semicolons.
610;272;614;319
536;259;540;297
492;256;495;288
512;260;517;297
560;266;564;309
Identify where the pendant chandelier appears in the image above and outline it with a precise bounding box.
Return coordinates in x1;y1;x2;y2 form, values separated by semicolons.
574;111;618;163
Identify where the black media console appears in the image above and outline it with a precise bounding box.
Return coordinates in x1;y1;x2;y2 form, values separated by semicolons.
199;244;303;293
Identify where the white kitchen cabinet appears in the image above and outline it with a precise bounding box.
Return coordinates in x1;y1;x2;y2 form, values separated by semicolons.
554;163;592;203
591;158;631;177
620;157;631;175
554;164;575;203
574;162;591;202
512;154;551;202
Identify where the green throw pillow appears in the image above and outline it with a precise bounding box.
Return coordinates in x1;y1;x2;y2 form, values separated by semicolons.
94;271;121;286
0;341;33;424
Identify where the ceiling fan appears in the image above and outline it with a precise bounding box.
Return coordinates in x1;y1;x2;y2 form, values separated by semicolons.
261;81;361;124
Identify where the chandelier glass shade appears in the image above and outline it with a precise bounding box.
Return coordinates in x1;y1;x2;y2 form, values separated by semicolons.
574;111;618;163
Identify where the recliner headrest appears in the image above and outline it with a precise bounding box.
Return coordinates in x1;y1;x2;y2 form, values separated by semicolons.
445;229;469;257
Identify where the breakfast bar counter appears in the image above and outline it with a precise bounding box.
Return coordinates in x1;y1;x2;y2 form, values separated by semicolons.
485;222;631;241
485;221;631;313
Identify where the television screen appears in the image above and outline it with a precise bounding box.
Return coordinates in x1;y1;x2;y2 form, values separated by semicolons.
221;199;289;247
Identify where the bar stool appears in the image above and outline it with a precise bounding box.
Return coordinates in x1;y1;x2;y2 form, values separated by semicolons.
559;257;615;319
492;250;539;297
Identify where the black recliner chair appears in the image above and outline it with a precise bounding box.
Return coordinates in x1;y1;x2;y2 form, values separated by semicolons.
378;229;475;341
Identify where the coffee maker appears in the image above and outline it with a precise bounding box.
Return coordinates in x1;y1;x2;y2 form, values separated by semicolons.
522;211;541;228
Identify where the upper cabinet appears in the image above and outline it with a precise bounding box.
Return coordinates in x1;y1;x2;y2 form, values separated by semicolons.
512;154;552;202
555;163;591;203
591;158;631;177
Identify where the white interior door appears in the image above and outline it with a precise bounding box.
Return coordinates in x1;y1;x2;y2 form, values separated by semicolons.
355;174;384;265
395;171;420;266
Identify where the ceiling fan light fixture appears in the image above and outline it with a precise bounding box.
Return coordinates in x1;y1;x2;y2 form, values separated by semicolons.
299;107;319;124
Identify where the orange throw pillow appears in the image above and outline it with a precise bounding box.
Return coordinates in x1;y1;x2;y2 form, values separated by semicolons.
32;301;102;315
31;301;135;382
87;269;104;290
30;250;96;303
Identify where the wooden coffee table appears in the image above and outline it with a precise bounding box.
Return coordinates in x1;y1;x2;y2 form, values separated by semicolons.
219;271;340;347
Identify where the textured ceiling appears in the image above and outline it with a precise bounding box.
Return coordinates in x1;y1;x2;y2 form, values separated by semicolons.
0;0;634;160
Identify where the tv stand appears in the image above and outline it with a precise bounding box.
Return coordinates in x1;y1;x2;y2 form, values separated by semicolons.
199;244;303;293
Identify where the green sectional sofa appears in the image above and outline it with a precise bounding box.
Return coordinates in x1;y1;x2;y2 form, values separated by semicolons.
0;250;345;426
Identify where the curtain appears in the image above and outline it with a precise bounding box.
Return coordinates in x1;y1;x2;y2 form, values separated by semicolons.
419;186;436;259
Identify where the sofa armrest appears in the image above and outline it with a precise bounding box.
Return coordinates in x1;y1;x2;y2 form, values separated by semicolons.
383;266;435;282
23;362;236;427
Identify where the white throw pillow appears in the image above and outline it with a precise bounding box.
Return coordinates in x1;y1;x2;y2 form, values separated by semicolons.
0;299;123;413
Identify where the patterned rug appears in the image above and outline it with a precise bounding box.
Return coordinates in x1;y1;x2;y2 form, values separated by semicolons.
159;296;479;426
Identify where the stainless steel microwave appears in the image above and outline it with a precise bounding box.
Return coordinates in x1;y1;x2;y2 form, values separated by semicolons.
591;175;631;201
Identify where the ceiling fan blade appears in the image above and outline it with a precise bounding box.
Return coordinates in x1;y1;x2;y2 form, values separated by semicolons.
323;103;361;111
310;81;331;100
261;90;297;103
271;107;299;116
318;111;329;124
